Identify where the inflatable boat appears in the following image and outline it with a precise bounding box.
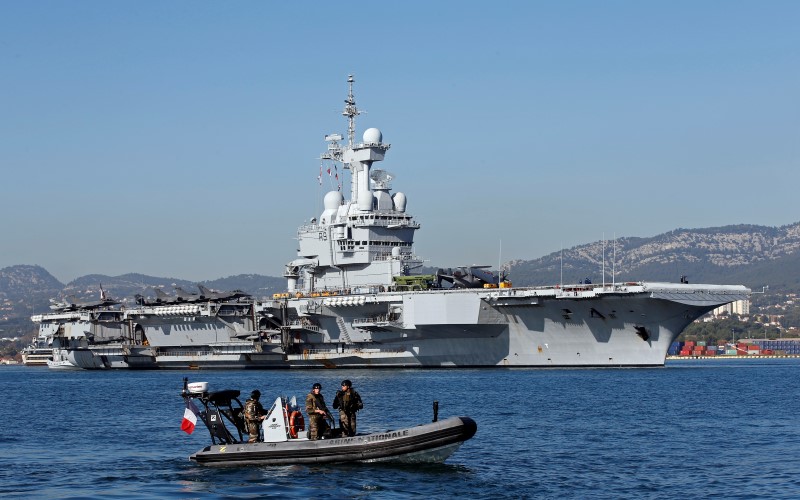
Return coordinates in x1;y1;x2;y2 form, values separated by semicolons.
180;379;477;466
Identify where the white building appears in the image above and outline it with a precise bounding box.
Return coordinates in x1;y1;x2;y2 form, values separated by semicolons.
712;299;750;317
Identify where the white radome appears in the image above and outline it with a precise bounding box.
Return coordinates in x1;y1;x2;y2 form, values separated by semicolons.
392;192;407;212
363;128;382;143
324;191;344;210
188;382;209;394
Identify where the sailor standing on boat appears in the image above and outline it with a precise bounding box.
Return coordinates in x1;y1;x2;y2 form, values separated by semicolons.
333;379;363;437
244;390;266;443
305;382;330;440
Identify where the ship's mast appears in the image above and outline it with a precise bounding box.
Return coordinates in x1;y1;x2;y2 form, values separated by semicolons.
320;75;362;188
320;74;390;211
343;74;361;148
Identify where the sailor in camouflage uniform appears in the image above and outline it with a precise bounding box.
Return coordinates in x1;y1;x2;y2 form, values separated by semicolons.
244;390;266;443
333;379;363;437
305;382;330;440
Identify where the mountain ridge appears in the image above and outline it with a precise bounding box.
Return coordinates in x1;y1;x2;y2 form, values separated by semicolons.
508;221;800;289
3;221;800;334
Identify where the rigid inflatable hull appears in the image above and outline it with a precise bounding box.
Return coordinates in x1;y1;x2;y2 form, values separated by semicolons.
190;416;477;466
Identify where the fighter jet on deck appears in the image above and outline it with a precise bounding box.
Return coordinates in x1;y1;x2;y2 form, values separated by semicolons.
173;286;202;303
49;286;120;311
435;266;506;289
135;284;249;306
135;287;199;305
197;284;251;302
134;289;171;306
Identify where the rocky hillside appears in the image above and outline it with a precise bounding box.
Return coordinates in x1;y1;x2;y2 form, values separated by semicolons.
509;222;800;290
0;265;63;316
4;221;800;339
0;265;64;340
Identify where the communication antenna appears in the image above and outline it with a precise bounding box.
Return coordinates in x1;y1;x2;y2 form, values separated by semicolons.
498;239;502;286
319;75;362;193
602;233;605;289
343;74;361;147
612;232;616;288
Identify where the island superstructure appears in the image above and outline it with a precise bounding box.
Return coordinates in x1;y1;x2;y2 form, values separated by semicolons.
285;75;419;294
30;76;751;369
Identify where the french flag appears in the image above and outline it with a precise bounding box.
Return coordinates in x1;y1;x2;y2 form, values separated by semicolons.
181;400;201;434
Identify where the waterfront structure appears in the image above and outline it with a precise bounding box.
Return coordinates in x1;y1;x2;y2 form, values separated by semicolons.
20;337;52;366
712;299;750;317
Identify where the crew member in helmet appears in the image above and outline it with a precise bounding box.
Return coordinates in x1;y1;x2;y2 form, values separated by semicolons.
305;382;330;440
244;390;266;443
333;379;363;437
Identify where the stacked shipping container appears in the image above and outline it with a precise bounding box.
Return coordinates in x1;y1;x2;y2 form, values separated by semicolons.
669;339;800;357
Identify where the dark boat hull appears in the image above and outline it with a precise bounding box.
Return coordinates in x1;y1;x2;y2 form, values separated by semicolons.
190;416;477;466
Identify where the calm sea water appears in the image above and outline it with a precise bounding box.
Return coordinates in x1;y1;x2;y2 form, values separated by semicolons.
1;359;799;499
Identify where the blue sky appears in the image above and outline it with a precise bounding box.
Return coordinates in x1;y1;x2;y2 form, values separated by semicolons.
1;1;798;284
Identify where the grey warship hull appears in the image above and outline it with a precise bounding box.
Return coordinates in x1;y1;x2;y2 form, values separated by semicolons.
31;76;750;370
34;281;748;369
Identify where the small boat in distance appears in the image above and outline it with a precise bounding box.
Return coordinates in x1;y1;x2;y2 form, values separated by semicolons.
20;339;51;366
180;379;477;466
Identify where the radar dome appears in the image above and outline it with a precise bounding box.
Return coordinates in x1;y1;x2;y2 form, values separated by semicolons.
363;128;382;143
392;192;407;212
324;191;344;210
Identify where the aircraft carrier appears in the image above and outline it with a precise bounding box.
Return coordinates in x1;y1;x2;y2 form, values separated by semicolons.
31;76;750;369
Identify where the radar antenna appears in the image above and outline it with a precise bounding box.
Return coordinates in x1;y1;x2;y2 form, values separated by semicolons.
369;169;395;189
